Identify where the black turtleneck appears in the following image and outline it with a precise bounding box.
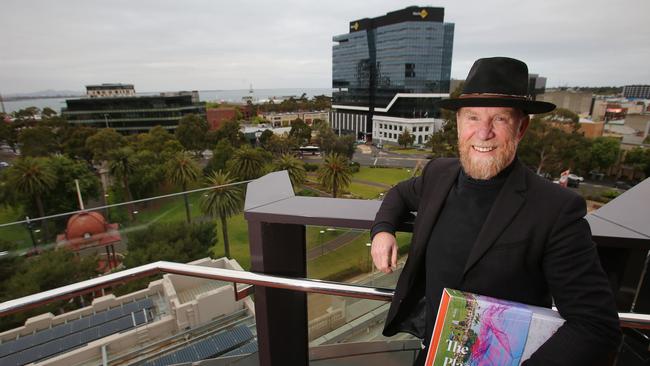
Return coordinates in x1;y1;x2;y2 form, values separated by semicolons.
423;159;515;345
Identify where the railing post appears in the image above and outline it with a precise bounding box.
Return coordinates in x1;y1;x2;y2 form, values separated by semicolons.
248;220;308;366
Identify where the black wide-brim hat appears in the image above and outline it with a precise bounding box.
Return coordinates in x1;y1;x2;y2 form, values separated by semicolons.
436;57;556;114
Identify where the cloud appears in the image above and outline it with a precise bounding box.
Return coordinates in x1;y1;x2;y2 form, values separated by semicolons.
1;0;649;93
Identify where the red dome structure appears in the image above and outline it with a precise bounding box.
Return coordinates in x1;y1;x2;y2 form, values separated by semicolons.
66;211;109;239
56;211;122;271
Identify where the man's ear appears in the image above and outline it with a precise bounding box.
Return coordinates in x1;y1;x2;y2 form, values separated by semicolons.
517;114;530;140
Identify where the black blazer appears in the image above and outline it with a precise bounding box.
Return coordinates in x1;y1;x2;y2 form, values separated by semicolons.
372;158;621;365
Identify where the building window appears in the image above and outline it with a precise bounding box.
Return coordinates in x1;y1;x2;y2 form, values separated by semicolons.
405;63;416;78
425;126;430;132
418;126;423;132
412;127;416;132
399;126;403;131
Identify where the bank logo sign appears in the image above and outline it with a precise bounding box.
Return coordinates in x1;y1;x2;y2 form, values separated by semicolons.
413;9;428;19
350;22;360;31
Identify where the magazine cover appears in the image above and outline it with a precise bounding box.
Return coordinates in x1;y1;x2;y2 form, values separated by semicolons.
425;288;565;366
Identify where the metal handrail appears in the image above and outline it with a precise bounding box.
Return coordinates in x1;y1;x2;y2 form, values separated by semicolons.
0;261;648;330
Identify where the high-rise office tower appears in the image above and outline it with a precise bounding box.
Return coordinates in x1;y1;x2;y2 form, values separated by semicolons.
331;6;454;145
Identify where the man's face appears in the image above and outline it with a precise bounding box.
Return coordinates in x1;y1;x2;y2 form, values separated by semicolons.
456;107;529;180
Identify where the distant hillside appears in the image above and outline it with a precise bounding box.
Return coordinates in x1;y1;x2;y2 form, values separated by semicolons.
3;90;83;100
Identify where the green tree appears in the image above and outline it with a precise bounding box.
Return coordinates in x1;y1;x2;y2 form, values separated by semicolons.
519;119;565;174
86;128;126;162
0;249;98;331
123;221;215;267
108;147;136;221
200;171;244;258
426;119;458;158
62;126;97;162
272;154;306;191
5;157;56;240
204;139;235;175
289;118;312;145
258;129;274;146
624;147;650;177
18;126;59;157
175;114;208;154
41;107;58;118
227;145;269;181
264;134;297;156
133;126;182;157
43;156;101;218
590;137;620;172
207;119;246;148
166;152;201;223
398;130;415;148
317;153;352;198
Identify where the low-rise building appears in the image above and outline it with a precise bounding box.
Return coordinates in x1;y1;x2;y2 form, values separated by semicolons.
591;98;648;122
623;85;650;99
259;111;328;127
538;90;593;116
372;116;443;146
62;87;205;134
206;108;238;130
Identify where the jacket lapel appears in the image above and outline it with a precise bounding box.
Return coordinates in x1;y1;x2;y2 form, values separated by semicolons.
463;160;528;275
411;160;460;259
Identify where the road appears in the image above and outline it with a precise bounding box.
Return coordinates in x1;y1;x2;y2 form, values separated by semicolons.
303;144;429;169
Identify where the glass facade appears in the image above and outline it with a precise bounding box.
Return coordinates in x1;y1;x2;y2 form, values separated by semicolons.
62;94;206;133
332;6;454;119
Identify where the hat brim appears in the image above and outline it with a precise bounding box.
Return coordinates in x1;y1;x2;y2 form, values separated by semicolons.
435;97;556;114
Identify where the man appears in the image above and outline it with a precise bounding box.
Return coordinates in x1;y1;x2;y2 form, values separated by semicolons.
371;57;621;365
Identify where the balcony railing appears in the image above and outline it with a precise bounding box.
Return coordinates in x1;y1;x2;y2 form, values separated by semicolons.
1;260;648;327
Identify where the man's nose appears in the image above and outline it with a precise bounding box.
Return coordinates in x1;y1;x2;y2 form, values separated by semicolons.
476;121;495;140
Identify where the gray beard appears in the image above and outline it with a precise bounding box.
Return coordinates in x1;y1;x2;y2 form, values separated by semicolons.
458;140;517;180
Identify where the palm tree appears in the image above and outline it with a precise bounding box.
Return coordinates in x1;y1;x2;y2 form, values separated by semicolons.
272;153;306;191
228;145;266;181
166;151;201;223
317;153;352;198
200;171;244;258
7;157;56;242
108;147;136;221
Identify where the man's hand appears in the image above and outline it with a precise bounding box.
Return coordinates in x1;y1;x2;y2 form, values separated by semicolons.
371;232;398;273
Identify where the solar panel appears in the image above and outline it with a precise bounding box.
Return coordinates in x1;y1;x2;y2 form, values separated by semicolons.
0;298;157;366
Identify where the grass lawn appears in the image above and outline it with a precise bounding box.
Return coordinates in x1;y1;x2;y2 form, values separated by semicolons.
307;231;413;280
0;205;31;249
353;167;412;186
210;212;252;269
128;192;206;226
348;182;384;199
385;145;430;156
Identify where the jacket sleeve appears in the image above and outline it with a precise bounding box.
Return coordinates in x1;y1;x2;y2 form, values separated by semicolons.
524;194;622;365
370;161;429;239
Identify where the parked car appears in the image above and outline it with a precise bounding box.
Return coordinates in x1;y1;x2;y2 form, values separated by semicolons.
614;181;632;190
568;174;584;182
0;161;9;169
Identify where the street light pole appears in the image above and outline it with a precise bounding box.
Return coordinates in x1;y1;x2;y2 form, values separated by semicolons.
104;114;109;128
25;216;37;250
319;230;325;256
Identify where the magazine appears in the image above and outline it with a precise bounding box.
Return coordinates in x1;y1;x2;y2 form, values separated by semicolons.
425;288;565;366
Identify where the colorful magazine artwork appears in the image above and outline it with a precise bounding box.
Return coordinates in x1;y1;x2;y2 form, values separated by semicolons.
425;289;565;366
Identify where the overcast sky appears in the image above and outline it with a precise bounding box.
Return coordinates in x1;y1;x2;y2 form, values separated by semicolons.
2;0;649;94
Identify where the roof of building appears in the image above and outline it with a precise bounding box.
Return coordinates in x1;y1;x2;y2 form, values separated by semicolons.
0;298;154;366
587;177;650;247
